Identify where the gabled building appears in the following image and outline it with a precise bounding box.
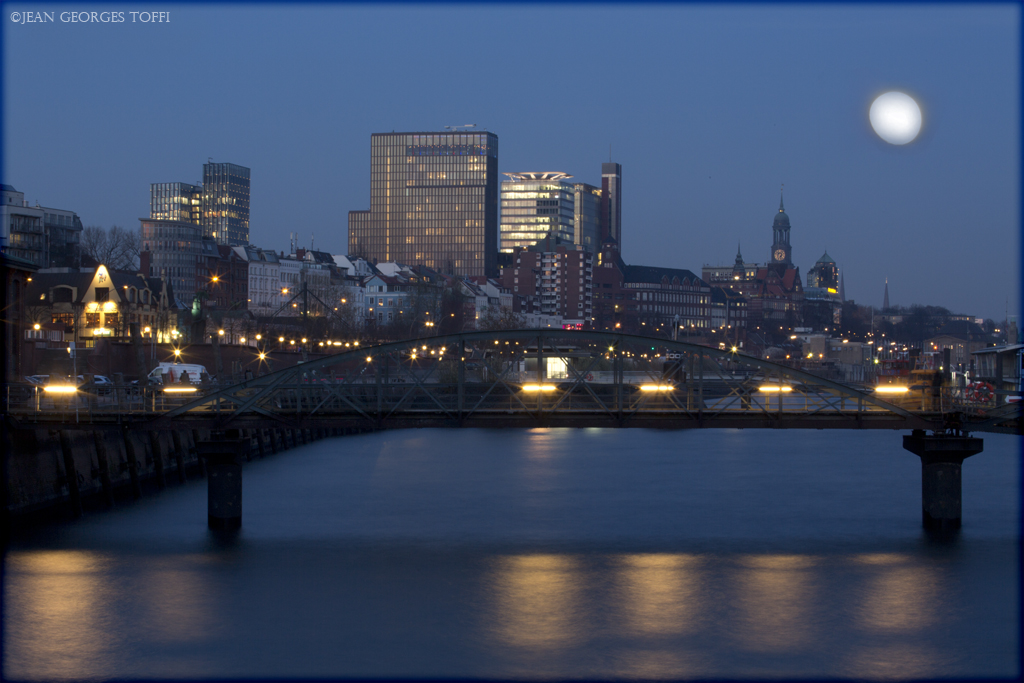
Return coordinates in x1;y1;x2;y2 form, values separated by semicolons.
26;264;175;344
232;245;281;315
710;287;748;331
363;273;410;327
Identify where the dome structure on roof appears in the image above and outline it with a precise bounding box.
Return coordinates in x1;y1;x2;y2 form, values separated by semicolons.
773;194;790;227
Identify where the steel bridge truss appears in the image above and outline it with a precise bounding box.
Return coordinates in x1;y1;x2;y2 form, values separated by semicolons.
138;330;1012;433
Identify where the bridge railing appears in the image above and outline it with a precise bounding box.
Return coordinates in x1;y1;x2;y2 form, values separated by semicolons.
132;330;939;429
8;331;1017;433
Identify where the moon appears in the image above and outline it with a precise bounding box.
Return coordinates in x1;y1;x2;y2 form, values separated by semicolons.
869;91;922;145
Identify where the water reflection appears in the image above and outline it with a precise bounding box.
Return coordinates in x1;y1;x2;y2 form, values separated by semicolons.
610;648;694;679
841;644;945;680
731;554;818;652
854;554;938;632
3;551;118;680
521;430;562;494
488;554;583;648
616;553;701;636
142;556;218;643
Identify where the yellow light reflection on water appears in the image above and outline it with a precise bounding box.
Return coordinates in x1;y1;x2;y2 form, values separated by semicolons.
488;554;583;648
856;558;937;632
731;554;818;652
616;553;701;636
142;560;217;643
4;551;114;680
840;643;946;679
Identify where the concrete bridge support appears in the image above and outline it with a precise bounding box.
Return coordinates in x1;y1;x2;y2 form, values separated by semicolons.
92;430;114;508
148;432;166;489
256;429;267;458
171;431;187;484
198;431;249;531
121;427;143;499
57;431;83;518
903;430;984;531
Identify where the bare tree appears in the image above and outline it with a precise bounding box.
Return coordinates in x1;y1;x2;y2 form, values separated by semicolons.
81;225;140;270
478;305;526;331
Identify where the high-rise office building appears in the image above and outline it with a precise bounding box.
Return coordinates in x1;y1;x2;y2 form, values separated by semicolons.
573;182;602;252
150;182;202;225
499;172;576;254
601;162;622;250
202;162;250;246
139;217;201;305
348;131;499;277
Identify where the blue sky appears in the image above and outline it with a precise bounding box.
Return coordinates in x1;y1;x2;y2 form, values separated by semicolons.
3;4;1019;320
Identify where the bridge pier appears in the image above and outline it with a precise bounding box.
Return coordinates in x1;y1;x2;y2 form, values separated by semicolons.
92;430;114;508
121;427;142;499
148;432;166;489
57;431;83;518
903;430;984;531
198;431;249;531
171;431;187;483
256;429;267;458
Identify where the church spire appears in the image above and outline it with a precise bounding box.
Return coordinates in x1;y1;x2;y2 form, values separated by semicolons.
779;184;785;213
883;278;890;310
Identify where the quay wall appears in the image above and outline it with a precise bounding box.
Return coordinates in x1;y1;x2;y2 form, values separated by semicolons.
1;421;371;532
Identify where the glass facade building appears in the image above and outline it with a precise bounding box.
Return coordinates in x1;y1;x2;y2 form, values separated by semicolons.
500;173;576;254
573;182;601;252
139;218;201;305
202;162;250;246
150;182;202;225
348;131;499;277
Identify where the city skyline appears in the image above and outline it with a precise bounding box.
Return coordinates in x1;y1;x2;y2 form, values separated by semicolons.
2;4;1018;319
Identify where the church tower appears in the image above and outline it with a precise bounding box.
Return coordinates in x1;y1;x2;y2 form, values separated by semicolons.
770;189;792;271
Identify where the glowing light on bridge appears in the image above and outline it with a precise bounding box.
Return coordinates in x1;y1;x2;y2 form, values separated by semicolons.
758;385;793;393
640;384;675;392
522;384;558;392
43;385;78;394
874;386;910;394
163;386;198;394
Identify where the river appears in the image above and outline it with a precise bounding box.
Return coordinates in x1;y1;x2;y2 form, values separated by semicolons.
3;428;1020;679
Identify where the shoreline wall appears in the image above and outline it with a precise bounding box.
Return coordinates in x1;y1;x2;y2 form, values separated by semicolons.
1;422;370;533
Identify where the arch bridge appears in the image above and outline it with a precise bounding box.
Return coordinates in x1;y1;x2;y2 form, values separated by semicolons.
140;330;1018;435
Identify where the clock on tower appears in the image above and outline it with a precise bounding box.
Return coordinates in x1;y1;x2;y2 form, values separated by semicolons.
774;249;786;261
